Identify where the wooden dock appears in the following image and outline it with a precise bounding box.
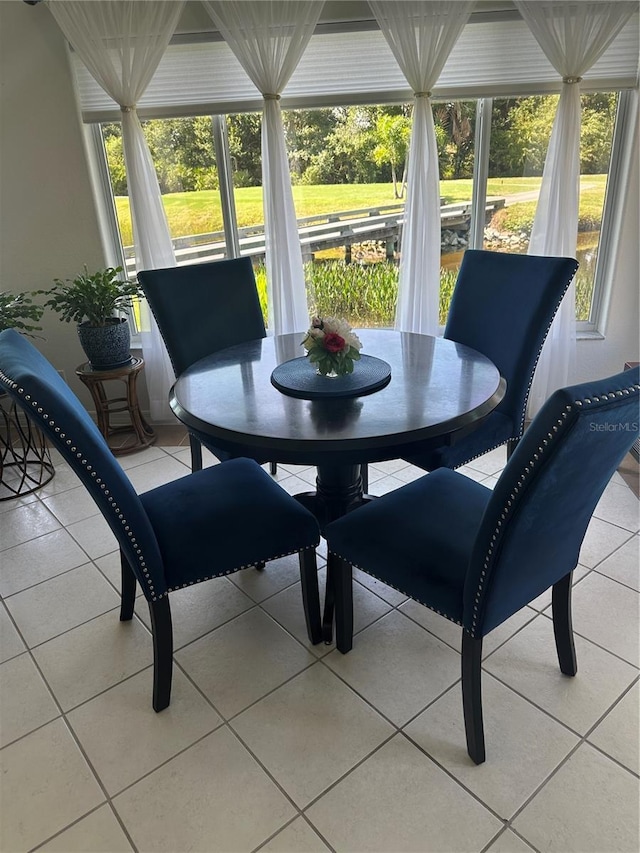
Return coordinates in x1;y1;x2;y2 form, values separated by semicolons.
125;198;505;273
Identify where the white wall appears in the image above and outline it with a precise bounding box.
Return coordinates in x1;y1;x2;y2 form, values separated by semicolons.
1;0;638;423
0;0;106;409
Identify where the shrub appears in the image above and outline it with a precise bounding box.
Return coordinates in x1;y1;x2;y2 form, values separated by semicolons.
255;261;458;329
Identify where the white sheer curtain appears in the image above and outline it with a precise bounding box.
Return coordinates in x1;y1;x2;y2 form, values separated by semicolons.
202;1;323;334
516;1;636;413
49;0;184;422
370;1;473;335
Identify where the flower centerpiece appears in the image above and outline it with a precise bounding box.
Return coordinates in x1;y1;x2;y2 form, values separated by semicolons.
302;316;362;377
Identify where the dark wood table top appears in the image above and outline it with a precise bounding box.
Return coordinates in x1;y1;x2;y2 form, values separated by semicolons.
170;329;505;467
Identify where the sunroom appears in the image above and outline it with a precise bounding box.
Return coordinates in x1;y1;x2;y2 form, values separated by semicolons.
0;2;638;851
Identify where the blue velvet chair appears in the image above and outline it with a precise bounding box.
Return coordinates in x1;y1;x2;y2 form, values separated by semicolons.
325;365;640;763
360;250;579;492
0;329;321;712
138;257;277;476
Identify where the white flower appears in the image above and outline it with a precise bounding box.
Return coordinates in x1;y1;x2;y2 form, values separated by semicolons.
301;326;325;352
320;316;362;351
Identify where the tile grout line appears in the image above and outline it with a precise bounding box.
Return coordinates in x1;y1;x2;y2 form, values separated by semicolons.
2;450;637;851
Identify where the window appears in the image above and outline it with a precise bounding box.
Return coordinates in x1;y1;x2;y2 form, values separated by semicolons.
94;91;622;332
482;93;617;324
82;11;638;334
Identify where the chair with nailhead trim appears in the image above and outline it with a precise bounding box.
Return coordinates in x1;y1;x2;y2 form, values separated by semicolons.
0;329;321;712
325;365;640;763
138;257;278;477
361;250;579;492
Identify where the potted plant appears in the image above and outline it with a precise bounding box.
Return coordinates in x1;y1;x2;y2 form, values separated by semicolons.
0;291;44;337
38;266;143;370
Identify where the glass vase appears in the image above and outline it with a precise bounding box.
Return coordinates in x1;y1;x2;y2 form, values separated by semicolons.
317;367;339;378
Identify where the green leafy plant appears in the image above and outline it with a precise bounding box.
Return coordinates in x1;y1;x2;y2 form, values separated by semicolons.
0;291;44;337
38;266;143;327
255;261;459;330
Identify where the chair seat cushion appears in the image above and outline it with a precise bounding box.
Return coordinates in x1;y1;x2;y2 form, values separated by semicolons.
403;411;516;472
325;469;492;623
140;458;319;589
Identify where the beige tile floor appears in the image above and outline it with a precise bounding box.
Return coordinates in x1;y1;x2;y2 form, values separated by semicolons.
1;433;638;853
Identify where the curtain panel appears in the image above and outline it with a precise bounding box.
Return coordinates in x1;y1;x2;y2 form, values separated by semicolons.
49;0;184;422
370;1;474;335
202;1;324;335
516;1;637;414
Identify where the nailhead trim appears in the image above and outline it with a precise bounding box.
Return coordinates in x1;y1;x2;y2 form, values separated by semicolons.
0;366;160;600
469;378;640;637
328;550;462;626
2;364;319;603
165;543;318;593
452;438;516;470
452;262;580;470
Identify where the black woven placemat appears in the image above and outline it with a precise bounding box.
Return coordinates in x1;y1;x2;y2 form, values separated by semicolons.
271;354;391;400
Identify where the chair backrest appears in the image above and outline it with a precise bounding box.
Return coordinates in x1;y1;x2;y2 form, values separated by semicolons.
444;250;579;433
0;329;166;601
138;257;266;376
464;365;640;637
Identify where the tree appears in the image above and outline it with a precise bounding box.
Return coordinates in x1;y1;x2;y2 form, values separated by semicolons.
102;118;218;195
227;113;262;186
490;93;617;178
103;125;127;195
283;108;337;183
372;113;411;198
301;106;380;185
434;101;475;179
142;117;217;192
580;93;617;174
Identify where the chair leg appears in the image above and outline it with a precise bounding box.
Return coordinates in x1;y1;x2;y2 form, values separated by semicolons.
270;460;278;476
462;632;485;765
322;561;335;645
552;571;577;676
189;433;203;472
119;550;136;621
148;596;173;712
299;548;322;645
332;554;353;654
360;463;369;494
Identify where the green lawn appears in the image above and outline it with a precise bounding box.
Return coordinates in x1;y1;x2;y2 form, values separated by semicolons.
118;175;605;326
115;176;607;247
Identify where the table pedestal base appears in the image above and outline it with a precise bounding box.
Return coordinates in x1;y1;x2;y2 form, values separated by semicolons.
294;463;375;643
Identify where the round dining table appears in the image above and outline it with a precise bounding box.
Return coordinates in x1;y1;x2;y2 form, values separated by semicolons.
170;328;505;528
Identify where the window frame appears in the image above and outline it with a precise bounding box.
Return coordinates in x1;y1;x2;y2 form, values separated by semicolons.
580;88;637;337
88;87;637;341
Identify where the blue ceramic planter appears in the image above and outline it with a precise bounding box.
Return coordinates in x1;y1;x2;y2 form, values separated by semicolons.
77;318;131;370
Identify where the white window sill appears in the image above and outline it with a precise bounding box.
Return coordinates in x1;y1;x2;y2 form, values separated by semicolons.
576;329;606;341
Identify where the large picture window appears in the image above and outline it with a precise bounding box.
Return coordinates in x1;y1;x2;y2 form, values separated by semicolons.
96;86;622;333
78;5;636;339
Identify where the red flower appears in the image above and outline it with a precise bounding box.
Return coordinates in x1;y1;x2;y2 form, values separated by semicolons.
324;332;346;353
